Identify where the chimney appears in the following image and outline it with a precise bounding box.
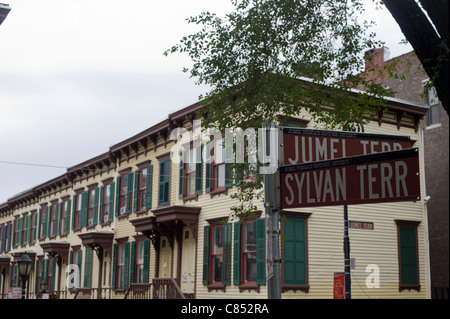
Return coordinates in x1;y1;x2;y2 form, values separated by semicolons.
364;47;385;71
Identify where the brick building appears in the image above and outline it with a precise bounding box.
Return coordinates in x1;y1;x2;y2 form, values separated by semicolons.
357;47;449;299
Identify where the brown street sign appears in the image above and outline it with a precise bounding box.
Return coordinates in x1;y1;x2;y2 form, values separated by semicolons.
283;127;414;166
280;148;421;209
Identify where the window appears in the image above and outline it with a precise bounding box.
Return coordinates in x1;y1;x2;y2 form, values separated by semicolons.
87;188;96;225
75;193;82;228
114;242;130;290
233;217;266;288
71;247;82;288
179;146;202;198
202;219;232;289
211;225;224;284
213;138;226;189
138;167;147;210
60;200;68;235
242;221;257;284
50;202;57;237
30;211;37;244
186;148;197;196
39;207;45;239
396;220;421;291
158;159;170;206
120;175;128;214
102;183;111;222
425;83;440;126
281;213;310;292
134;240;145;283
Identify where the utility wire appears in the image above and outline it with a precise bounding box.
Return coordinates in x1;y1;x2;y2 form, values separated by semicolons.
0;160;68;169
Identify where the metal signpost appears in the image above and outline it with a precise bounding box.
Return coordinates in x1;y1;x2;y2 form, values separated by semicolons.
277;127;420;299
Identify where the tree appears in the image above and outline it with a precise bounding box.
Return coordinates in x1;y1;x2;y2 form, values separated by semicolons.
383;0;449;115
165;0;392;131
165;0;393;219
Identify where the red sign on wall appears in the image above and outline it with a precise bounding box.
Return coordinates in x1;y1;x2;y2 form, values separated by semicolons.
333;273;345;299
280;148;421;209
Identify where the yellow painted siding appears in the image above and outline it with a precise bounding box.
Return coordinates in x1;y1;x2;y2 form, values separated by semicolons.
0;100;429;300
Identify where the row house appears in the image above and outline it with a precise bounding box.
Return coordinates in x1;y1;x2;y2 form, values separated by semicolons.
0;86;430;299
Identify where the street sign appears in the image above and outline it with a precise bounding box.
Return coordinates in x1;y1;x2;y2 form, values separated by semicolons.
283;127;413;166
7;287;22;299
280;148;420;209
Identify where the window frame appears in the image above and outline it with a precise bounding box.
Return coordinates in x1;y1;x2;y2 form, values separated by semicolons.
280;211;311;293
213;138;226;191
102;182;111;221
135;239;145;283
138;167;148;211
241;220;257;285
158;158;171;207
50;202;57;237
395;220;421;292
210;224;224;285
119;174;128;213
74;192;83;229
60;199;68;236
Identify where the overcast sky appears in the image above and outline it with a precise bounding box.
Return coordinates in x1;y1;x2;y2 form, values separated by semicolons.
0;0;412;204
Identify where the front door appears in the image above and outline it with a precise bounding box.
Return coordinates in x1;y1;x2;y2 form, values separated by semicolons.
159;236;172;278
181;227;196;294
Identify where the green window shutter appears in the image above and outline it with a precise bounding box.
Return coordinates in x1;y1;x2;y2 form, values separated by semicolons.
115;176;121;216
99;186;104;224
195;145;203;195
283;218;306;285
84;248;93;288
159;160;170;206
44;207;49;238
143;238;151;283
124;242;130;290
25;215;31;244
145;165;153;210
256;218;266;285
0;226;5;252
202;226;210;285
126;173;134;214
50;258;56;291
400;226;418;285
82;191;89;228
93;187;99;225
233;221;241;285
109;181;115;221
225;144;234;188
7;223;12;251
66;199;72;234
37;209;42;239
112;244;118;289
55;202;61;236
205;142;212;193
130;241;136;284
133;170;139;212
71;195;76;230
179;150;185;199
33;212;38;242
222;223;232;285
17;217;23;246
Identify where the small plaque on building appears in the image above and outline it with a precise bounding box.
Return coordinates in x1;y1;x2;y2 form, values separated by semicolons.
349;221;374;230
